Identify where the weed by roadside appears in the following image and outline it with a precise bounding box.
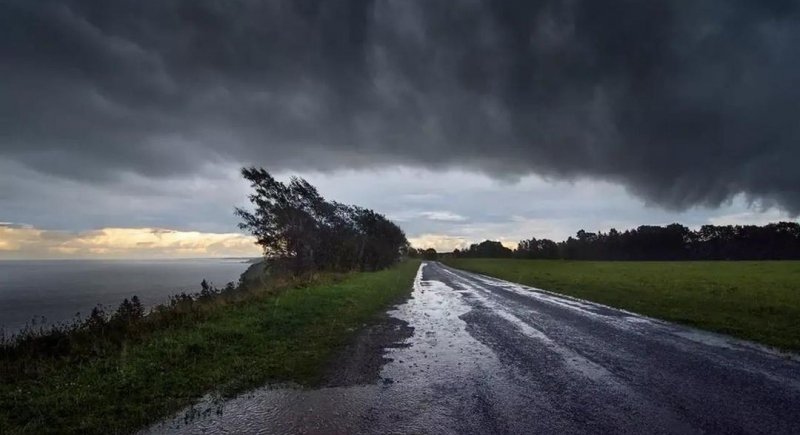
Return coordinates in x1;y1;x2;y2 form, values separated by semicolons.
0;260;419;434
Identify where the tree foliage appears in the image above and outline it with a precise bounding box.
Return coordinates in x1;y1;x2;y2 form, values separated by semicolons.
421;248;438;260
235;167;408;273
454;240;513;258
511;222;800;260
446;223;800;260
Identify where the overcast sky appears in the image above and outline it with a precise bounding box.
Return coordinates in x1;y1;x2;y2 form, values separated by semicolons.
1;1;798;259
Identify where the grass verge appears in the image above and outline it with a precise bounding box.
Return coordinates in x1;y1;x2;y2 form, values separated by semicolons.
442;258;800;352
0;260;420;434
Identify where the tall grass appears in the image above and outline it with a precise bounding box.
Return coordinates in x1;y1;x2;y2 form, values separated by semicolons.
0;263;323;383
0;260;419;434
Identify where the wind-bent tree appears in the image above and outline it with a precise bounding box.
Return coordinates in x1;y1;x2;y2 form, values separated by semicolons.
236;167;408;274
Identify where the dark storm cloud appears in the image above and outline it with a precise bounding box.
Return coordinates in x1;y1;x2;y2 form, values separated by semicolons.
1;0;799;212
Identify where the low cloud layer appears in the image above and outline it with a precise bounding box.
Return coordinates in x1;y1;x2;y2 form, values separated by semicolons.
0;224;259;259
296;169;795;251
0;168;794;257
1;0;799;219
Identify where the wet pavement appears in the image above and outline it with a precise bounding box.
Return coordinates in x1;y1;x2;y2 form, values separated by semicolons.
148;261;800;434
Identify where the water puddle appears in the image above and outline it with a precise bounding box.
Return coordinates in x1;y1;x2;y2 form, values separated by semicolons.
146;263;510;434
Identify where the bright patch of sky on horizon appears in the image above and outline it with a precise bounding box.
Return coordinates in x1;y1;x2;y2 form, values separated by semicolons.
2;1;798;259
1;166;793;259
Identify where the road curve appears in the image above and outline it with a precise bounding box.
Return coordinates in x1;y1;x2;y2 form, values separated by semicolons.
151;261;800;434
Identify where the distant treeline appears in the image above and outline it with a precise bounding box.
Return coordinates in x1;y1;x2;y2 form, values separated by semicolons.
236;168;409;274
415;222;800;261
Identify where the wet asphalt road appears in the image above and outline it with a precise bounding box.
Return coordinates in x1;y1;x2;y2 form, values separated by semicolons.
152;261;800;434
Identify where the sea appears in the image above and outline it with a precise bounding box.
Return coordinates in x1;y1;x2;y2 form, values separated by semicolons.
0;258;252;334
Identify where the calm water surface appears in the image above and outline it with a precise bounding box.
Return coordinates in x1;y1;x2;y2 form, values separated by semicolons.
0;259;251;333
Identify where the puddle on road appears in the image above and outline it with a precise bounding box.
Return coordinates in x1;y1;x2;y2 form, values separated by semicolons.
147;263;800;434
441;267;625;389
146;263;510;435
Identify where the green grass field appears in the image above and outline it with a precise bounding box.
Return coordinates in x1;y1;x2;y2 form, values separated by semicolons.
0;260;420;434
442;258;800;352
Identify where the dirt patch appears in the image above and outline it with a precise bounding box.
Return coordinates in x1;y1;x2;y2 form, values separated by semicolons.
322;305;415;387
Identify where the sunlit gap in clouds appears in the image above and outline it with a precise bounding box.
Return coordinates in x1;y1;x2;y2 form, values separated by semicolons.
0;225;259;260
272;167;796;252
2;166;795;258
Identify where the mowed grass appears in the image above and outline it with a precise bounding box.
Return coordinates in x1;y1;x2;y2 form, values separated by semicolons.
0;260;420;435
442;258;800;352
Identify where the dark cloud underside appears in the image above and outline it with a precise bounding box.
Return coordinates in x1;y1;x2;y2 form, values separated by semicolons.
1;0;799;212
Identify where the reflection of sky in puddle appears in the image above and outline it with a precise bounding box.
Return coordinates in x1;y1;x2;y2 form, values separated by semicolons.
147;263;510;434
145;262;800;434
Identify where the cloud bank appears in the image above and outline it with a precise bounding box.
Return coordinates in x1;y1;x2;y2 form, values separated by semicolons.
1;0;799;214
